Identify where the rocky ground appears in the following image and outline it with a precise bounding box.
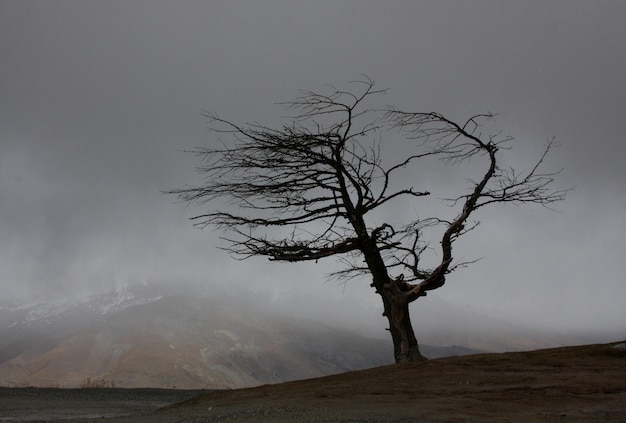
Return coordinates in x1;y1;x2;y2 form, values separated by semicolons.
2;342;625;423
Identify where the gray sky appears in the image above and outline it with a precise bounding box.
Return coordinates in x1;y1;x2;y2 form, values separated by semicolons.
1;1;625;336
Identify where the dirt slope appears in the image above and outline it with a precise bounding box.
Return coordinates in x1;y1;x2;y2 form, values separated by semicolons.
24;341;618;423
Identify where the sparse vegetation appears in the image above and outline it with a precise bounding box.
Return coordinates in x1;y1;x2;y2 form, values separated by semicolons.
80;377;116;388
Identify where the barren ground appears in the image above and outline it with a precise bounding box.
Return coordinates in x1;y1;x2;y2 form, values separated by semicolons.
2;342;625;423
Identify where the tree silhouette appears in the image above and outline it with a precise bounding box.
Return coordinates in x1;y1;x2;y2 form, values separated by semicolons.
169;77;566;362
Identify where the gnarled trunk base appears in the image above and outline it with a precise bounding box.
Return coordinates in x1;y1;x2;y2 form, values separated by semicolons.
382;293;427;363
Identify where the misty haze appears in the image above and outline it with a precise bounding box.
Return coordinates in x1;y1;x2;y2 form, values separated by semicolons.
1;1;625;422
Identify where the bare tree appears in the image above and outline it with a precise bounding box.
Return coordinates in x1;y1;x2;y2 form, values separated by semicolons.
169;78;566;362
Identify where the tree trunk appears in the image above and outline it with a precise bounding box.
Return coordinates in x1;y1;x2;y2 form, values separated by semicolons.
381;290;426;362
360;237;426;363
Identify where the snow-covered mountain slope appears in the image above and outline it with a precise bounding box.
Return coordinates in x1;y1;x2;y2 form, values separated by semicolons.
0;282;163;365
3;280;593;390
0;282;399;388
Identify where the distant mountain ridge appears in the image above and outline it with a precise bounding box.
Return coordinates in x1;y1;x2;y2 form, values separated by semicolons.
0;280;592;389
1;282;401;389
0;281;164;367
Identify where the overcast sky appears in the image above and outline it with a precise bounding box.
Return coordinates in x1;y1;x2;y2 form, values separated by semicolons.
1;1;624;337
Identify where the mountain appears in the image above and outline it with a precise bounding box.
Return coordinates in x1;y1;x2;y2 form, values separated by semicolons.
0;282;401;389
0;282;163;364
2;280;591;390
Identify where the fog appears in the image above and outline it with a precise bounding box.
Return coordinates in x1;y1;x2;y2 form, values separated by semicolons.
1;1;624;339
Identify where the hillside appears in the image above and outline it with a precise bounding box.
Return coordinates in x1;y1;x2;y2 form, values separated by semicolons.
113;341;626;422
0;283;394;389
3;342;625;422
2;281;611;391
1;281;489;389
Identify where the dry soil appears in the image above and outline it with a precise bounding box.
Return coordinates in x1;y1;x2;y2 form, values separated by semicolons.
2;342;625;423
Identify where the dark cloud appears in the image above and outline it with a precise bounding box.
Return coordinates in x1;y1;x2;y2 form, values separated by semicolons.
1;1;624;335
